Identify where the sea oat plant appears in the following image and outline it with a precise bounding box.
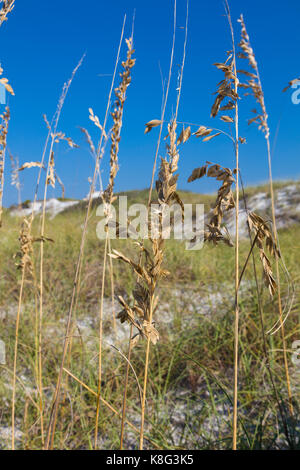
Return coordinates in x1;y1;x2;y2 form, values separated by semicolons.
44;20;131;450
237;14;293;415
111;2;189;450
11;58;82;449
187;1;241;447
118;1;179;449
0;1;15;227
0;106;10;226
94;33;136;449
111;118;188;449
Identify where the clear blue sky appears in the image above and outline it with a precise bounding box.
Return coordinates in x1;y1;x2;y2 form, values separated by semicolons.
1;0;300;206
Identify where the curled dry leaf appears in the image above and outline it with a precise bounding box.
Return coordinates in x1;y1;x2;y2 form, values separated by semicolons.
110;249;151;286
117;295;136;324
210;53;239;118
187;164;208;183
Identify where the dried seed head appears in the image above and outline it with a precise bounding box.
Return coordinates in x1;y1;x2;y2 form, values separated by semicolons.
177;126;191;145
103;37;135;204
238;15;270;139
0;0;15;26
52;131;78;148
188;161;235;246
283;77;300;93
14;218;34;275
18;162;44;171
211;53;239;118
0;106;10;226
113;113;184;344
248;212;280;296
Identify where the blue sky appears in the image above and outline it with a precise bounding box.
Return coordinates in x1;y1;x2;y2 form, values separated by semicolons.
1;0;300;206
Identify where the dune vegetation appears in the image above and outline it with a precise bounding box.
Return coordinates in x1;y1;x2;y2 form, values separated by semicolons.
0;0;299;450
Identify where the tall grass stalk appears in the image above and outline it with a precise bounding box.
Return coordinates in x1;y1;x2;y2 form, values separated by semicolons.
11;120;52;450
119;0;178;449
45;19;126;450
224;1;240;450
63;367;160;449
11;268;25;449
238;14;293;415
139;0;188;450
239;175;293;447
119;324;133;449
95;29;135;449
37;56;84;446
0;2;14;225
0;107;10;227
94;232;108;447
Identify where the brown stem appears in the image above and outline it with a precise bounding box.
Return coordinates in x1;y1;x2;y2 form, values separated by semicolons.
266;138;293;415
224;0;240;450
44;22;125;449
139;291;155;450
120;324;133;449
11;268;25;450
94;231;108;448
